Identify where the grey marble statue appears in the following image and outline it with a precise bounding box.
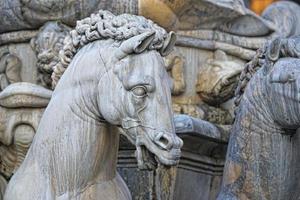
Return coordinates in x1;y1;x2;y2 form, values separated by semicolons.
4;10;182;200
218;36;300;199
2;1;300;199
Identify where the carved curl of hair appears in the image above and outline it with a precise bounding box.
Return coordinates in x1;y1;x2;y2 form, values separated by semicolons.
51;10;169;88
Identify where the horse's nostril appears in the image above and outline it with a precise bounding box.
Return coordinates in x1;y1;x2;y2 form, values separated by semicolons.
159;136;169;147
155;133;172;150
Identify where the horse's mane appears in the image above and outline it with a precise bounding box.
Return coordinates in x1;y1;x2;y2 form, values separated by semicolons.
51;10;169;88
234;45;267;112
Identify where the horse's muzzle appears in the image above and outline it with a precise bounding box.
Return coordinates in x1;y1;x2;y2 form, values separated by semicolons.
139;130;183;166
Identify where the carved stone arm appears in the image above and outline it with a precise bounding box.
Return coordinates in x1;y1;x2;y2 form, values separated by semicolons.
174;114;230;143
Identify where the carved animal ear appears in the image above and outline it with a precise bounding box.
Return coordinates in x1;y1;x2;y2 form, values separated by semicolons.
267;38;282;61
160;32;176;57
119;31;156;55
114;32;156;61
133;31;156;53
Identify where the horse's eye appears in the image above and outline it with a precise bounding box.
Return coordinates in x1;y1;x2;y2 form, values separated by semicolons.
131;86;147;97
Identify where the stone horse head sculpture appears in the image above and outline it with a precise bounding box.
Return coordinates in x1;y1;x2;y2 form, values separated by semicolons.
218;36;300;200
4;10;182;200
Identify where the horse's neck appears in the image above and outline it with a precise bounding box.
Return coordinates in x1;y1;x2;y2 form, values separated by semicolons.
39;41;120;182
53;40;109;119
55;40;111;89
234;73;284;136
92;124;120;181
224;72;300;200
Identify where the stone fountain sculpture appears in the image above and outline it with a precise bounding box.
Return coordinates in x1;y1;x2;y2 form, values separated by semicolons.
4;10;183;200
1;0;300;199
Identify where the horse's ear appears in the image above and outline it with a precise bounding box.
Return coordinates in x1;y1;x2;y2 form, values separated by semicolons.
133;32;156;53
119;32;156;56
267;38;282;61
160;32;176;57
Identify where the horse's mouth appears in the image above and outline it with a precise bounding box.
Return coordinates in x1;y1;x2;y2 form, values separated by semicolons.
135;134;181;170
136;145;157;170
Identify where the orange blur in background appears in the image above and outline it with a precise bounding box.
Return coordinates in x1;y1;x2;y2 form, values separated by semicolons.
250;0;277;14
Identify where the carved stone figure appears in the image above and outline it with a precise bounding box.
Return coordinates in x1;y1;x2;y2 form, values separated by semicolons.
0;82;52;199
164;48;202;118
0;0;138;34
196;50;245;106
4;11;182;200
218;36;300;199
142;0;300;37
31;22;71;89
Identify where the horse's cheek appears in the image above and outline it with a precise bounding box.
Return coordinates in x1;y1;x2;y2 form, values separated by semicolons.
125;94;137;118
98;85;122;124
